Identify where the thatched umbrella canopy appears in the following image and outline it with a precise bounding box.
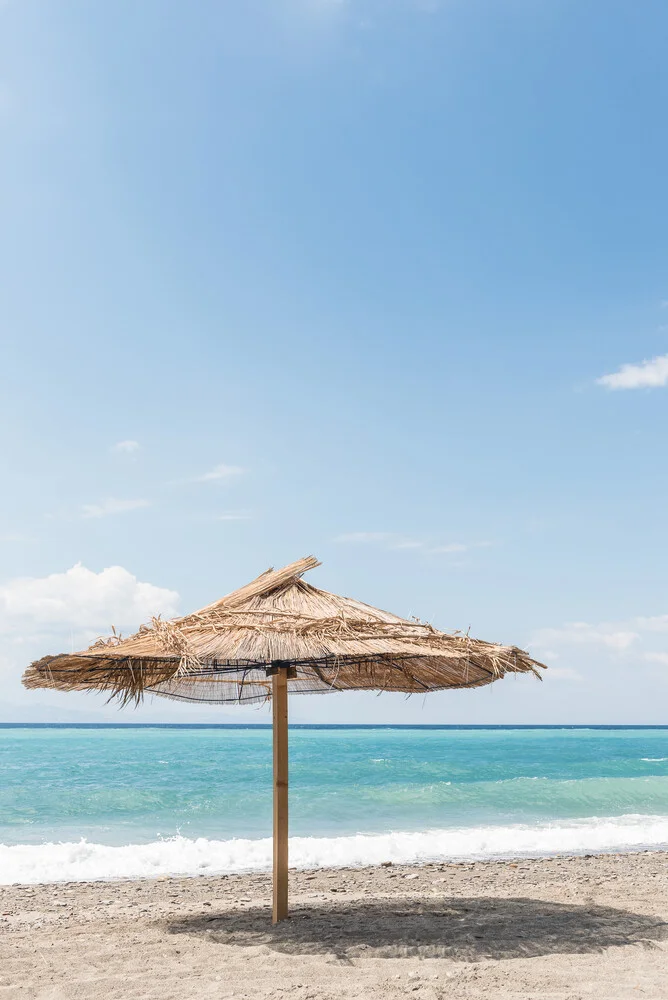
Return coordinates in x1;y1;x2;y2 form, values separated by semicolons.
24;555;544;703
23;556;546;921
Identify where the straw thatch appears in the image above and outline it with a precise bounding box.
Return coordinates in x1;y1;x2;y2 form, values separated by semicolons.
23;556;546;704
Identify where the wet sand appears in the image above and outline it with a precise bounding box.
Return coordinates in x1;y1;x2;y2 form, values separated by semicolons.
1;851;667;999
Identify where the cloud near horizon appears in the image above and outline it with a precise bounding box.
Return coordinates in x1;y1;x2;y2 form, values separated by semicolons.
645;652;668;666
597;353;668;390
0;563;179;635
531;612;668;674
532;621;640;652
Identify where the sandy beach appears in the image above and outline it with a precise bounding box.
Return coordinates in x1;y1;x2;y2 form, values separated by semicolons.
2;851;667;999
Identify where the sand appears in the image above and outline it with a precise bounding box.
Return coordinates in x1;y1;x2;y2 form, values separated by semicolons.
1;851;667;999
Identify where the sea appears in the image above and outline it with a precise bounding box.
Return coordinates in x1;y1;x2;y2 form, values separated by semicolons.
1;724;667;885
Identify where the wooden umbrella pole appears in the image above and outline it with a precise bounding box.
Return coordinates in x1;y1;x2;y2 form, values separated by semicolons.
272;665;289;923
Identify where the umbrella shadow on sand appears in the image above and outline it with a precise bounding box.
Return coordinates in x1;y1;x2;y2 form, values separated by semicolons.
168;896;668;962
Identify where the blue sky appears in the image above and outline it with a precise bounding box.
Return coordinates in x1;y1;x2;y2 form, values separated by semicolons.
1;0;668;724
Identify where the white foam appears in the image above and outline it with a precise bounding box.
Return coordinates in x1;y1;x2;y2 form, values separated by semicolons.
3;814;668;885
641;758;668;762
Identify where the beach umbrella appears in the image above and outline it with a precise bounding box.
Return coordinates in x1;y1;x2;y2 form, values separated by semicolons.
23;555;546;922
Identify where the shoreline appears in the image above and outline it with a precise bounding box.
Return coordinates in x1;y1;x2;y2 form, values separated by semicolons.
4;815;668;886
2;851;667;998
2;843;668;889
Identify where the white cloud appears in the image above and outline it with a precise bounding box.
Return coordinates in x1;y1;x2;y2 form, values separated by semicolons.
0;564;179;634
335;532;393;543
645;652;668;666
530;609;668;688
335;533;493;556
81;498;151;519
429;541;494;555
111;440;140;455
531;608;668;674
194;464;245;482
597;353;668;390
532;622;640;651
634;614;668;632
546;667;583;682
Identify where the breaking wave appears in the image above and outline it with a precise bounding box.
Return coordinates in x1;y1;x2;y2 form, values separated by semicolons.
3;813;668;885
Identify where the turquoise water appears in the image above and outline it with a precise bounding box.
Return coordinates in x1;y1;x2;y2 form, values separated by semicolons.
1;725;667;883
